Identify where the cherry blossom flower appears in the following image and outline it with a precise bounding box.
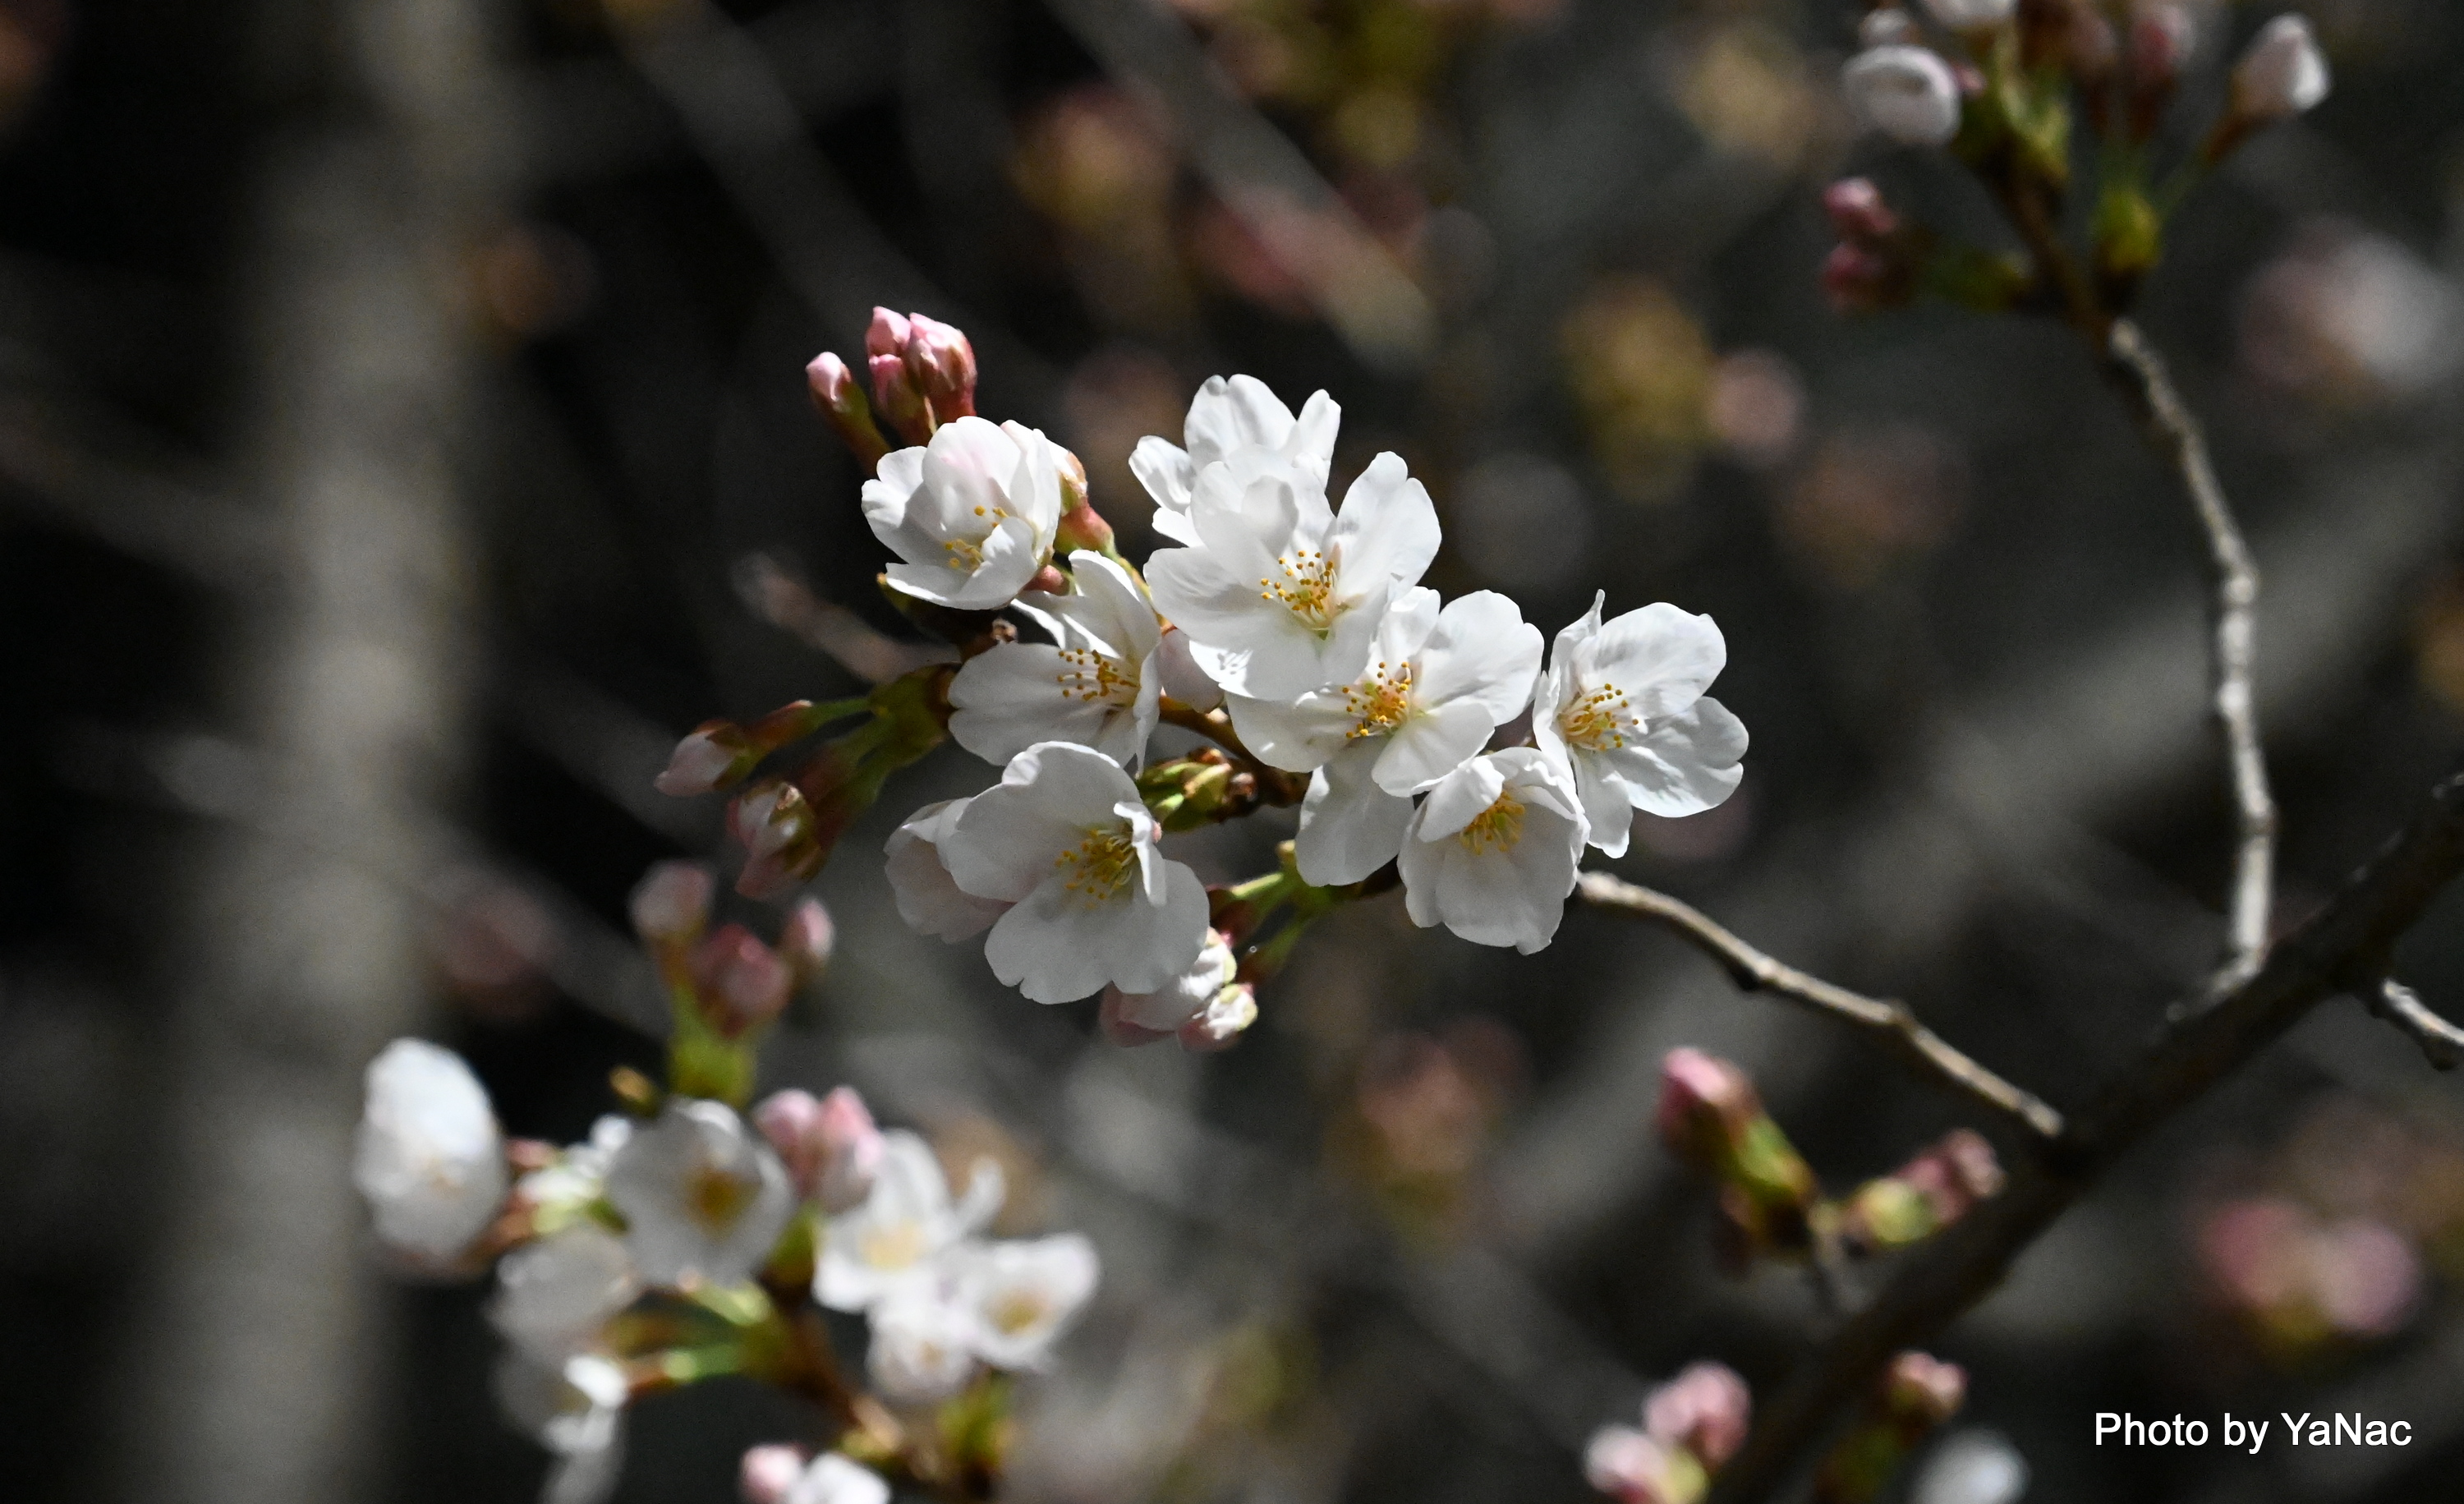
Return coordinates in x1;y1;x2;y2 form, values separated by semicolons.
862;416;1067;609
1843;45;1963;148
1584;1426;1703;1504
516;1115;633;1230
866;1280;986;1403
2232;14;2330;123
353;1038;508;1262
1399;748;1588;953
1100;928;1239;1037
1643;1363;1752;1470
1129;375;1339;546
1144;448;1441;701
496;1351;631;1504
742;1449;891;1504
602;1099;796;1287
1918;0;2014;29
754;1086;885;1214
488;1225;641;1363
1229;587;1543;885
938;741;1210;1003
958;1234;1101;1371
884;798;1013;942
816;1129;1004;1313
1534;593;1749;858
949;550;1161;768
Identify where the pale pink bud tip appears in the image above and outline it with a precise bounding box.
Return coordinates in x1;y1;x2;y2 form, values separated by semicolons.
739;1444;807;1504
1643;1361;1752;1470
1584;1426;1694;1504
1882;1351;1965;1428
779;899;836;976
2233;15;2330;123
1822;179;1896;246
1179;982;1259;1053
807;352;857;408
1654;1047;1758;1151
864;306;911;358
815;1085;885;1212
656;724;748;797
694;924;793;1033
628;860;715;944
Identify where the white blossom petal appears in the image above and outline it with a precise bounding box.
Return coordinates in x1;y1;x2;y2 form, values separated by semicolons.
885;798;1010;941
354;1038;508;1262
959;1234;1101;1370
1607;696;1749;816
602;1099;796;1288
1294;739;1415;885
489;1225;641;1363
1400;748;1587;953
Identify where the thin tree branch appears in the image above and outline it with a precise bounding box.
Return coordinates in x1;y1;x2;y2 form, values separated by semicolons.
1573;873;2066;1143
2367;977;2464;1070
2104;318;2278;989
1706;766;2464;1504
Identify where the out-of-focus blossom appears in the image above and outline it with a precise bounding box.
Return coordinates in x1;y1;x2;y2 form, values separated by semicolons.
958;1234;1102;1370
1909;1429;2029;1504
2240;223;2464;407
1399;747;1588;953
1177;979;1259;1051
1561;278;1717;502
729;779;825;900
629;861;715;945
816;1129;1004;1313
1842;46;1963;149
1644;1363;1753;1471
1145;444;1441;701
755;1087;885;1214
517;1115;633;1230
866;1281;985;1403
1130;375;1340;548
885;798;1013;942
1779;426;1965;588
488;1225;641;1362
2230;14;2330;124
747;1450;890;1504
1919;0;2015;30
354;1038;508;1262
1882;1352;1967;1430
1859;8;1918;48
779;898;834;977
496;1351;632;1504
603;1098;796;1287
1233;588;1543;886
738;1444;807;1504
2199;1195;2424;1346
1534;592;1746;859
950;551;1162;769
1673;23;1819;172
938;742;1210;1003
1584;1426;1705;1504
1845;1129;2005;1251
689;925;794;1037
430;867;563;1022
1704;352;1804;469
863;416;1068;609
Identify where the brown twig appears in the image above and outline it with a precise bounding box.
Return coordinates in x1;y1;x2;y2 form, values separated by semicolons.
2368;977;2464;1070
1157;697;1308;805
1705;766;2464;1503
2103;319;2278;991
1574;874;2066;1143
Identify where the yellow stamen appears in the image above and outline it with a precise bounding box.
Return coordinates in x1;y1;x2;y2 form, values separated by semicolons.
1256;547;1340;631
988;1289;1050;1336
1054;646;1138;706
1558;681;1637;752
1340;660;1414;738
858;1220;929;1271
1055;826;1140;905
686;1162;758;1233
1456;792;1527;855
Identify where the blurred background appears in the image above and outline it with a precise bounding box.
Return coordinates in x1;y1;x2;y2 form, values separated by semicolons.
6;1;2464;1501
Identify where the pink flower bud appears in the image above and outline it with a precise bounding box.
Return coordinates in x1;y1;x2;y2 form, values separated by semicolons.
778;898;835;978
868;351;932;445
1584;1425;1701;1504
755;1086;885;1212
628;860;715;945
1654;1048;1760;1163
864;306;911;358
729;779;824;899
806;351;890;468
2232;14;2330;125
1896;1128;2002;1225
739;1443;807;1504
901;312;978;424
1643;1362;1751;1471
1822;178;1898;248
692;923;794;1035
1880;1351;1965;1433
656;720;757;796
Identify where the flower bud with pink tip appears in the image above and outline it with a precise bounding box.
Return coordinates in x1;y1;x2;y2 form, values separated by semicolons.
629;860;715;947
692;924;794;1037
778;898;835;981
2232;14;2331;125
1584;1427;1704;1504
730;779;825;899
807;352;891;469
900;312;978;425
754;1086;885;1213
657;720;760;796
1644;1362;1752;1471
739;1444;808;1504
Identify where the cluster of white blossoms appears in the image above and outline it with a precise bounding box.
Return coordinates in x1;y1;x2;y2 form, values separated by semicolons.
867;373;1748;997
353;1041;1096;1504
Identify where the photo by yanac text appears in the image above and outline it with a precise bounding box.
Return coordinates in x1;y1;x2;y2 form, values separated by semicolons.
2094;1412;2415;1453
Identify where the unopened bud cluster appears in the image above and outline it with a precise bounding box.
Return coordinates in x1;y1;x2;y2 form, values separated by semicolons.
1814;1351;1969;1504
1585;1362;1754;1504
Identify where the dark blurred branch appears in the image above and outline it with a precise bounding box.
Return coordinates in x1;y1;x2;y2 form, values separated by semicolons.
2104;319;2277;991
2367;977;2464;1070
1040;0;1435;372
731;552;953;684
1573;873;2065;1142
1708;766;2464;1504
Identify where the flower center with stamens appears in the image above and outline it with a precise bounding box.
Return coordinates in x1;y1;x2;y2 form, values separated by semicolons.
1557;682;1637;752
686;1161;758;1233
1055;646;1138;706
1340;660;1414;738
1055;826;1140;905
988;1288;1050;1336
941;504;1012;573
858;1219;929;1272
1257;547;1340;632
1456;792;1526;855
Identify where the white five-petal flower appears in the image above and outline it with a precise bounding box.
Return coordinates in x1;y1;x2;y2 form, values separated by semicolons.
602;1098;796;1287
784;1452;893;1504
816;1129;1004;1313
1145;448;1441;701
938;742;1211;1003
884;797;1014;942
1843;44;1964;149
495;1351;631;1504
353;1038;508;1262
488;1224;642;1363
1229;587;1543;885
1400;747;1589;954
949;550;1162;768
958;1234;1101;1371
863;416;1067;609
865;1281;986;1403
1130;375;1339;546
1534;593;1748;858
